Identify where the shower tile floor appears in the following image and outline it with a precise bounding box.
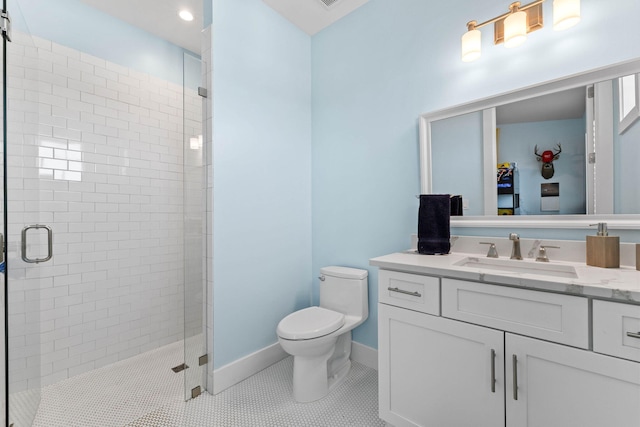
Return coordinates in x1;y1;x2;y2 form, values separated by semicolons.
19;341;384;427
30;340;186;427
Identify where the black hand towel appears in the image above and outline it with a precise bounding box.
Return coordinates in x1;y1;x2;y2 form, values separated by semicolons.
450;195;463;216
418;194;451;255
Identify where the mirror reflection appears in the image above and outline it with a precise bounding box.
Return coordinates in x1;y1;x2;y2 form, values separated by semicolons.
495;87;586;215
426;65;640;218
431;111;484;215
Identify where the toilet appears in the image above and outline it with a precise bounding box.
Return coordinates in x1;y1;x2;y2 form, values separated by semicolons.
277;266;368;403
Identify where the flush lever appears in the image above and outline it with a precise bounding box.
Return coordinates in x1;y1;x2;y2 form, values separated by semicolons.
21;225;53;264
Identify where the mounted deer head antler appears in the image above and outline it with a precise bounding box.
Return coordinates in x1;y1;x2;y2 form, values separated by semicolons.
534;144;562;179
534;145;541;160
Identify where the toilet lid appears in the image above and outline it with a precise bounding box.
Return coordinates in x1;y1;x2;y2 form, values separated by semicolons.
277;307;345;340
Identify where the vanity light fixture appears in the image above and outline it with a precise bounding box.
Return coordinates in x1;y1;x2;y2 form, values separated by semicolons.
461;0;580;62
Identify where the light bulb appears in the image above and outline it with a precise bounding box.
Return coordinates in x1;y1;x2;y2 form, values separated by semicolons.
553;0;580;31
504;10;527;48
461;29;482;62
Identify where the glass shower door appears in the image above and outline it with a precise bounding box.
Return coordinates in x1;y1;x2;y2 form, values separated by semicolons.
2;2;209;425
182;51;206;402
3;2;43;426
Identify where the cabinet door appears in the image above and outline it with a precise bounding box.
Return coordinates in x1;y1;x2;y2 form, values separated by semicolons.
506;333;640;427
379;303;505;427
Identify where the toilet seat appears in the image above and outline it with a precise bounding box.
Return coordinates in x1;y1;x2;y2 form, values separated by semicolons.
277;307;345;340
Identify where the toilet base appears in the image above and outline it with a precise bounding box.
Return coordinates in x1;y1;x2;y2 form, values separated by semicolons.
327;359;351;392
292;350;332;403
292;356;352;403
290;332;353;403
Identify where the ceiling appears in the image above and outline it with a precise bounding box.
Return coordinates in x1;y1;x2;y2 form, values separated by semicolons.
77;0;369;54
496;87;587;125
78;0;203;54
262;0;370;35
74;0;583;123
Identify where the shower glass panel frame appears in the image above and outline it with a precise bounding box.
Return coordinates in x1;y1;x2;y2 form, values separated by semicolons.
182;51;206;402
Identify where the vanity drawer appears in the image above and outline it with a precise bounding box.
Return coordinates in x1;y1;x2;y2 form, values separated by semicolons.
378;270;440;315
441;278;589;348
593;300;640;362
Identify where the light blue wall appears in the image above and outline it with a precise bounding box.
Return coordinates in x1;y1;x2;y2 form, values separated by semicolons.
498;118;586;215
16;0;640;364
12;0;196;86
312;0;640;350
212;0;312;368
203;0;213;28
431;112;484;216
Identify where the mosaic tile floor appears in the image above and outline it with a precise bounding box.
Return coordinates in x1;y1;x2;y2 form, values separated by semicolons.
129;357;385;427
15;342;384;427
30;341;185;427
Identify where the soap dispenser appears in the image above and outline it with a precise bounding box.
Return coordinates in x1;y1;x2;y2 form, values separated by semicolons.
586;223;619;268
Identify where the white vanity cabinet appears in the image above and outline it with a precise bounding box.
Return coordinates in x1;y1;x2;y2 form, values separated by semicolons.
506;333;640;427
378;303;505;427
377;269;640;427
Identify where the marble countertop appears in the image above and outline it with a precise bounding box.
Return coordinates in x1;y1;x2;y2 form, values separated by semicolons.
370;250;640;303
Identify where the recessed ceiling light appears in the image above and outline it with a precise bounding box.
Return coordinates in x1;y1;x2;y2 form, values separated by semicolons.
179;10;194;22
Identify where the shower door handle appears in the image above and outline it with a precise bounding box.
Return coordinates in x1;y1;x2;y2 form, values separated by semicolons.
21;225;53;264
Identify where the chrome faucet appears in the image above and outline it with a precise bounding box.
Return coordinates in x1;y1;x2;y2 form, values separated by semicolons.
509;233;522;260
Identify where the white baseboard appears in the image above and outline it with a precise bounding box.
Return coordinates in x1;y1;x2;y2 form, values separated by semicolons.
211;342;287;394
211;340;378;395
351;341;378;371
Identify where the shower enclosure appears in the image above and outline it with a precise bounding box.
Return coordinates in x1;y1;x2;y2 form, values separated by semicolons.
1;1;208;425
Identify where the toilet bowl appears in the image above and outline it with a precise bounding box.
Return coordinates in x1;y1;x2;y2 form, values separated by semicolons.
277;266;368;402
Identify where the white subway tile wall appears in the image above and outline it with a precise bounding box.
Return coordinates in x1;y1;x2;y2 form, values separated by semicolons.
6;31;203;392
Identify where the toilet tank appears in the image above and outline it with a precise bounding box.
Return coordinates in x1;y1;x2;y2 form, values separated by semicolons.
319;266;368;320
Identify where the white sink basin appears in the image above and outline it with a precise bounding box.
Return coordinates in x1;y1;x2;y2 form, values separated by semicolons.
454;256;578;279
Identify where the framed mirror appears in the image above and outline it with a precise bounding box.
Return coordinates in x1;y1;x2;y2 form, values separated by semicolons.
619;73;640;133
419;58;640;229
